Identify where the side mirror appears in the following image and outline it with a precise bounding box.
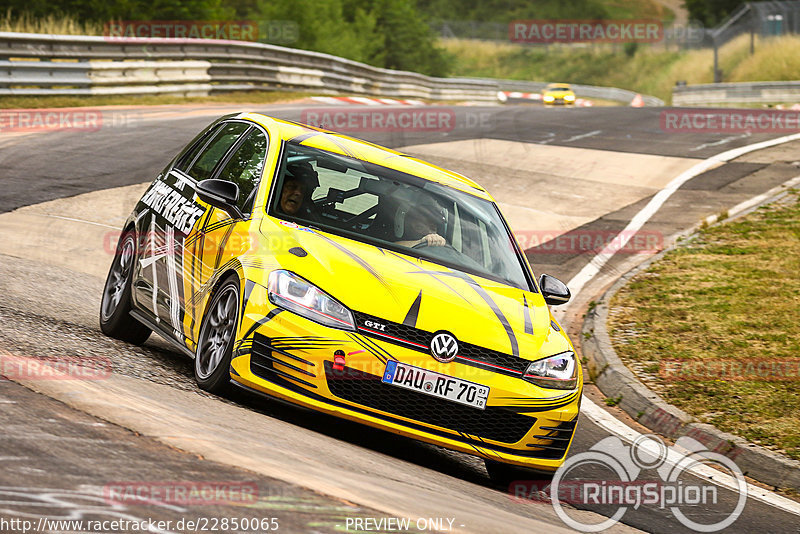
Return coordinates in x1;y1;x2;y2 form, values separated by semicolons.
196;179;243;220
539;274;571;306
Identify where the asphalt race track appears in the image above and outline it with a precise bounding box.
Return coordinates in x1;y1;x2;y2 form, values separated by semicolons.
1;102;799;533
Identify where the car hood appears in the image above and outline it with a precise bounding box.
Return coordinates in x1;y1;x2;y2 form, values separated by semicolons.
258;220;566;361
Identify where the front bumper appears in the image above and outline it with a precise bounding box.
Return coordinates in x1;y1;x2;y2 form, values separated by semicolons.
230;307;582;470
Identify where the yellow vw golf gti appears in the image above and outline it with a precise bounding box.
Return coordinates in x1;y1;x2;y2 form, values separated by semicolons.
100;113;582;481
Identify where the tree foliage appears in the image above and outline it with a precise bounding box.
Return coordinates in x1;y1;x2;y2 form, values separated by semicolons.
0;0;451;76
682;0;747;27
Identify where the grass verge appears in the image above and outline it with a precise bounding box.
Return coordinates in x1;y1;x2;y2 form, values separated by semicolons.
0;91;312;109
608;191;800;461
443;34;800;104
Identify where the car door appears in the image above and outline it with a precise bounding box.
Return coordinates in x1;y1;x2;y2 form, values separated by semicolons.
135;121;251;341
182;124;270;345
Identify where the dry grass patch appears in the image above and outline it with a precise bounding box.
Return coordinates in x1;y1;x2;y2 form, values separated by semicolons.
0;91;311;109
609;191;800;460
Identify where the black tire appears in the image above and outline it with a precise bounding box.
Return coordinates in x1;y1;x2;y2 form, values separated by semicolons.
100;230;151;345
194;274;240;394
484;458;554;489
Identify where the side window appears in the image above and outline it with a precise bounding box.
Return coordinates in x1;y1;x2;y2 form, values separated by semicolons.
187;122;251;182
174;123;223;173
216;128;269;214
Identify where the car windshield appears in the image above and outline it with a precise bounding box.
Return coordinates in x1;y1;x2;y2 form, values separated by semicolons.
550;87;570;92
269;142;532;290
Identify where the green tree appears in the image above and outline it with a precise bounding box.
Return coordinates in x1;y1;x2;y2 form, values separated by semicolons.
682;0;746;27
369;0;451;76
252;0;381;64
251;0;450;76
0;0;231;22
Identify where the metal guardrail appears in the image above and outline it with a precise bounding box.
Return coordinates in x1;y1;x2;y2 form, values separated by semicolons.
673;81;800;105
0;31;662;105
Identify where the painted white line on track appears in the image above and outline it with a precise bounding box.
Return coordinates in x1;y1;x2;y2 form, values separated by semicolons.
689;133;751;152
571;132;800;517
582;397;800;516
567;132;800;298
564;130;602;143
567;134;800;516
36;214;118;229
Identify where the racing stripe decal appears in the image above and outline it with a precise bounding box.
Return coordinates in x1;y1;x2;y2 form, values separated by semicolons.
315;234;399;301
289;132;323;144
242;308;283;340
458;273;519;358
346;333;389;364
523;294;534;335
385;251;474;307
241;279;258;327
148;219;160;322
357;334;397;361
165;225;183;338
403;291;422;327
214;223;236;270
404;269;520;358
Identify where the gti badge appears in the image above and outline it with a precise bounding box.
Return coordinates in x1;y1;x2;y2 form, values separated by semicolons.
430;332;458;363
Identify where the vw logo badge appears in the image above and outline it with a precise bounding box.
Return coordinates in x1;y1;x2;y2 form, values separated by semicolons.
430;332;458;363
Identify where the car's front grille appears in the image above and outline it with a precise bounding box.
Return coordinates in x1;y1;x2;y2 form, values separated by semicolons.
324;362;536;444
526;418;578;459
352;311;528;377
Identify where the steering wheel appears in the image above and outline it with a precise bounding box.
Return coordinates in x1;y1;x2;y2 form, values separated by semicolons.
412;240;457;252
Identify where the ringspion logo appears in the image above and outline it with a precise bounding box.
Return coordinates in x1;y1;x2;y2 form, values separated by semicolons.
511;434;747;532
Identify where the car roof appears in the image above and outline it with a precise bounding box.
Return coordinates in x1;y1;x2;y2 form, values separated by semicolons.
235;112;492;200
545;83;572;89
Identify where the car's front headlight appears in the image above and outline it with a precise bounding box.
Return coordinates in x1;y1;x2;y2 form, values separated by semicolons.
523;351;577;390
564;94;575;101
268;270;355;330
543;95;555;102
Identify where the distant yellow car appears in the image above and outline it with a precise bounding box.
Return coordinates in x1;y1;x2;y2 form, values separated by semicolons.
100;113;582;481
542;83;576;105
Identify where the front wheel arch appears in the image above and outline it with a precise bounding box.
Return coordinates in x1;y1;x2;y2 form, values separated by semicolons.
194;272;242;394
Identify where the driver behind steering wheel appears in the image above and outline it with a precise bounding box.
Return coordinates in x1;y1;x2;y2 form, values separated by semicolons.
394;196;446;248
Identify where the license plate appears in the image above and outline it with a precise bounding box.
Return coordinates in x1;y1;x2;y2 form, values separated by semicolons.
381;360;489;410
